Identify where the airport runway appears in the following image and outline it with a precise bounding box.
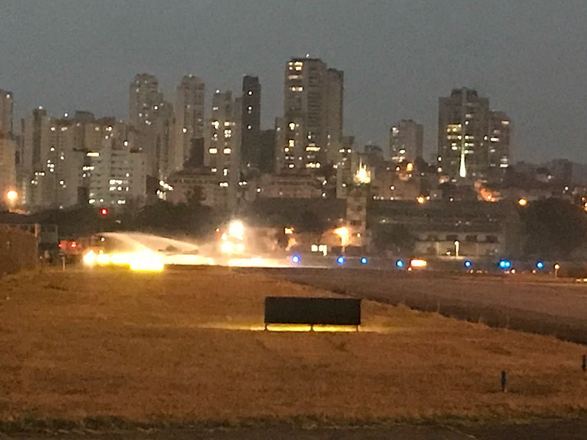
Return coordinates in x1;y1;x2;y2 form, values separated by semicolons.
243;267;587;344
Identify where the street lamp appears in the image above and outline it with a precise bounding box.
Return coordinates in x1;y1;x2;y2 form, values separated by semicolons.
334;226;350;253
5;190;18;210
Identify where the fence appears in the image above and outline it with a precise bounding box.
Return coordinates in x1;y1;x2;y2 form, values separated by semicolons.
0;225;38;276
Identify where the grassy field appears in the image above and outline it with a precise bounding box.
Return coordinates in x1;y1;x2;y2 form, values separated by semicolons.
0;267;585;431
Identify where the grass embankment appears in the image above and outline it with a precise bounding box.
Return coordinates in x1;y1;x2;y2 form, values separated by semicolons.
0;267;585;431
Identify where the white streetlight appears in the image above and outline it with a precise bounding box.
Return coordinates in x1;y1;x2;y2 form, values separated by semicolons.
554;263;560;278
5;190;18;210
334;226;350;253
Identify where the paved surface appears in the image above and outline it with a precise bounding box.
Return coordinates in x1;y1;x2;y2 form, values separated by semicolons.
6;419;587;439
249;268;587;344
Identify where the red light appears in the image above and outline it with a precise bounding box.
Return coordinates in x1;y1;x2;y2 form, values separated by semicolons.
99;208;109;217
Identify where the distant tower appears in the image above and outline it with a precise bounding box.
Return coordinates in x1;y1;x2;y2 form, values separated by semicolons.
128;73;174;178
173;74;205;172
0;89;16;203
438;88;512;181
438;88;490;180
0;89;14;139
325;68;344;165
276;57;343;172
204;90;241;209
389;119;423;163
240;75;261;169
487;111;512;174
129;73;162;128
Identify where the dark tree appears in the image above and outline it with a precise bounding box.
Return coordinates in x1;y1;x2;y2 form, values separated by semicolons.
297;209;326;233
522;198;587;257
372;225;416;254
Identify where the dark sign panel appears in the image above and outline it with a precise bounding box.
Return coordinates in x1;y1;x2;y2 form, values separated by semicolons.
264;296;361;326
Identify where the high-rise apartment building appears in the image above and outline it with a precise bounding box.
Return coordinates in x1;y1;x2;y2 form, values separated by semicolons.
22;111;100;210
20;108;146;211
240;75;261;169
0;89;14;139
21;107;51;206
173;74;205;172
390;119;423;163
487;111;512;172
335;135;355;199
276;57;343;172
0;89;16;204
325;68;344;164
204;90;241;209
0;138;16;202
128;73;174;179
88;136;146;208
129;74;162;128
438;88;514;180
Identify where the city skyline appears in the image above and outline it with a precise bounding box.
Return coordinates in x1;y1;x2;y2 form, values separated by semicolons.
1;1;586;163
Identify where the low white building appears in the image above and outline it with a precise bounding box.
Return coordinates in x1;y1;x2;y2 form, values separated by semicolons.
88;140;146;208
257;173;323;199
167;169;231;209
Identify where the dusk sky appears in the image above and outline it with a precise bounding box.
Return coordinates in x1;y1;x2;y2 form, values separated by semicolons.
1;0;586;163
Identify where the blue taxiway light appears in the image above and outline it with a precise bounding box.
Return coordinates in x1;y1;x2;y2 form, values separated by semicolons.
291;255;301;264
360;257;368;265
464;260;473;269
336;256;346;265
395;259;405;269
535;260;545;270
498;259;512;270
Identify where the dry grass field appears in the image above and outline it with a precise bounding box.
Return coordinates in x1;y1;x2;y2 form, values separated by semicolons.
0;267;585;431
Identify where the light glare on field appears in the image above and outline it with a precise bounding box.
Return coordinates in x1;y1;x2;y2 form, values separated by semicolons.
129;251;165;272
82;249;164;272
264;324;359;332
227;220;245;241
83;250;97;266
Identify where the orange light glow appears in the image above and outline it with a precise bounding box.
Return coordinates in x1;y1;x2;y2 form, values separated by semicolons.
410;258;428;269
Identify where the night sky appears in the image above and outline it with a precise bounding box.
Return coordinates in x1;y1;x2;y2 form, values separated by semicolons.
1;0;586;163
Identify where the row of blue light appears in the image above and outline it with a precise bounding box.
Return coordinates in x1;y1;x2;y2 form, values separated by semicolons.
468;259;545;271
291;255;547;271
291;255;370;265
337;256;369;265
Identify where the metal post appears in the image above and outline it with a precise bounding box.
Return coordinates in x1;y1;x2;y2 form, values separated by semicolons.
501;370;508;393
